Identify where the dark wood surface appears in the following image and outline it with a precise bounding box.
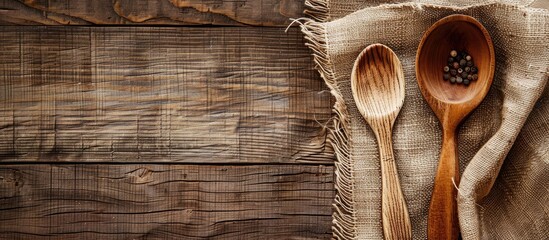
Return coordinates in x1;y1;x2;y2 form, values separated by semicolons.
0;27;333;164
0;0;303;26
0;0;336;239
0;164;334;239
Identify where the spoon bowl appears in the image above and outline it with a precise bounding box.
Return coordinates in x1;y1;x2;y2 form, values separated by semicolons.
352;44;405;121
352;44;411;240
417;14;495;123
416;14;495;240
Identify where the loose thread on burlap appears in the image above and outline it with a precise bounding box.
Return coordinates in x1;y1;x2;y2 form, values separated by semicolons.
284;18;309;33
454;176;486;210
313;113;334;131
452;177;463;197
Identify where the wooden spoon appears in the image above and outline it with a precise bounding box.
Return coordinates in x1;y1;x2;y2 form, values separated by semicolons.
415;15;495;240
351;43;412;240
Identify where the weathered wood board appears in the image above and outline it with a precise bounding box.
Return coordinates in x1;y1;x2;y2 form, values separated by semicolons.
0;27;333;163
0;1;338;239
0;0;303;26
0;164;334;239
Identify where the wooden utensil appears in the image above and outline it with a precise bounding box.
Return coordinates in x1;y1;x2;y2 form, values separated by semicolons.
351;44;412;240
415;15;495;240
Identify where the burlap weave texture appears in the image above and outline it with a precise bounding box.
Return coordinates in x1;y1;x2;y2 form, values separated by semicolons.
301;1;548;239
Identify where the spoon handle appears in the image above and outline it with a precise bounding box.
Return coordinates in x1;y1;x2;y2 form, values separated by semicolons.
376;128;412;240
428;129;459;240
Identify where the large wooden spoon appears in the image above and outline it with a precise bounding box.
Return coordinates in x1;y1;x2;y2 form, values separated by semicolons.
416;15;495;240
351;44;412;240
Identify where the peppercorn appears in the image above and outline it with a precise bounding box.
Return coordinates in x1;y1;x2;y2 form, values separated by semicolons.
443;73;451;80
443;49;478;86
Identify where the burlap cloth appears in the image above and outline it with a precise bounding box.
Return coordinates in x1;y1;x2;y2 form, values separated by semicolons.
299;0;548;239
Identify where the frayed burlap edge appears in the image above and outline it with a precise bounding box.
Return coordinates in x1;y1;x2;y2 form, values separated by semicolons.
300;1;357;239
304;0;330;22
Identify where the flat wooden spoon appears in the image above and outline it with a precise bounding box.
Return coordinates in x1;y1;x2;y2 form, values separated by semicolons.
416;15;495;240
351;43;412;240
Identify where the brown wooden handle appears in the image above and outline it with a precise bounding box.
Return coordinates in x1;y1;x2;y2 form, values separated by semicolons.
428;129;460;240
377;130;412;240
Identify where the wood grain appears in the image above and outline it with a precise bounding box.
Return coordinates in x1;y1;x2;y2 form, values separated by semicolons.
0;164;334;239
0;27;333;163
415;15;496;240
351;44;411;240
0;0;303;26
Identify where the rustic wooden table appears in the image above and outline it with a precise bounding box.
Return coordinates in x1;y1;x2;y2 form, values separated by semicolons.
0;1;335;239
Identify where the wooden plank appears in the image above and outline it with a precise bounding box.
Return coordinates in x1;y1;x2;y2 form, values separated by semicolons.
0;164;334;239
0;27;333;163
0;0;304;26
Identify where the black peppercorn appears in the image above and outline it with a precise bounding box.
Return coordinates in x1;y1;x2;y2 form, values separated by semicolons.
465;67;471;73
472;74;478;80
463;79;470;85
443;73;451;80
460;59;467;67
467;75;473;81
453;62;460;69
461;72;468;78
450;77;456;83
471;66;477;73
450;50;458;57
467;61;473;67
456;76;463;83
465;55;472;61
450;69;457;76
448;57;454;63
444;66;450;72
457;68;463;74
